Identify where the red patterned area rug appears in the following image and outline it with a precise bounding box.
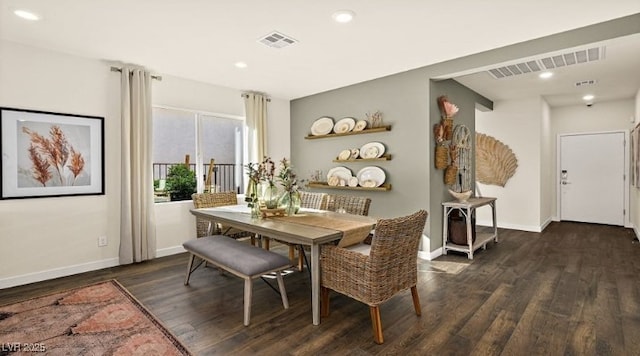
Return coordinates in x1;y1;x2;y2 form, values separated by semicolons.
0;280;191;355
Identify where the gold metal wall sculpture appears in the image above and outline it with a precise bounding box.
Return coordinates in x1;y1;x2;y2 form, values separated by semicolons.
475;132;518;187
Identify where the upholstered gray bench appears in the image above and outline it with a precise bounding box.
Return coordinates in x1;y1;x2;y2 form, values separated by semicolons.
183;235;291;326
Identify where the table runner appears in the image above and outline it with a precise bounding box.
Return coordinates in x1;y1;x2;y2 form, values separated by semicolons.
273;214;374;247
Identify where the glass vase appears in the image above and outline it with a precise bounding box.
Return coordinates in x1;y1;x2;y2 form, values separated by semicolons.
245;180;261;219
279;191;301;216
250;203;261;219
259;182;280;209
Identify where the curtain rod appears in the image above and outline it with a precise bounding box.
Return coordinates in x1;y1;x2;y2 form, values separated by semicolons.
241;93;271;102
110;66;162;81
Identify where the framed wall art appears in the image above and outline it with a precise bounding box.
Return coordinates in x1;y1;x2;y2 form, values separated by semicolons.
0;107;104;199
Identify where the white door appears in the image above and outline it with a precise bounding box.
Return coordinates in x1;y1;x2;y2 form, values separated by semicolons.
559;132;625;225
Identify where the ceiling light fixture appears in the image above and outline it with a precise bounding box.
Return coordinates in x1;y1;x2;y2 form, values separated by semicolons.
582;94;595;101
539;71;553;79
332;10;355;23
14;9;41;21
235;62;247;69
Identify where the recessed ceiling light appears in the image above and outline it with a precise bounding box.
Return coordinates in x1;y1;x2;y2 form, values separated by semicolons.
582;94;595;101
14;9;41;21
539;72;553;79
332;10;355;23
234;62;247;69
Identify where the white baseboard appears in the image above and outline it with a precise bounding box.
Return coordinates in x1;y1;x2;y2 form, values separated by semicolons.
418;247;442;261
0;257;119;289
156;245;186;258
633;224;640;242
476;219;543;233
1;245;188;290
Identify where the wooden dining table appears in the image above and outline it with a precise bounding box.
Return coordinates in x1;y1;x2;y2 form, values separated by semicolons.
190;205;377;325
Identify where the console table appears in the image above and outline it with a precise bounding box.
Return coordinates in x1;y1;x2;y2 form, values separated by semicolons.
442;197;498;259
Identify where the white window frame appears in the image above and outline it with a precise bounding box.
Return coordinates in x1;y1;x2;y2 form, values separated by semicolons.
153;105;245;196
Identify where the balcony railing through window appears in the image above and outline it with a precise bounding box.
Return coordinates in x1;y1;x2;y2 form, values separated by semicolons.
153;162;243;194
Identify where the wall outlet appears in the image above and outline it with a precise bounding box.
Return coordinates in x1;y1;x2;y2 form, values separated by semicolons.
98;236;108;247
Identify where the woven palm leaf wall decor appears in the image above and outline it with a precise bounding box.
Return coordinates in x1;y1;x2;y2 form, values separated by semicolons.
475;132;518;186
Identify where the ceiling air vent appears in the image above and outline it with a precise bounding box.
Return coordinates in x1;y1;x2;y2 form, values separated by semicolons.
486;46;606;79
258;31;297;49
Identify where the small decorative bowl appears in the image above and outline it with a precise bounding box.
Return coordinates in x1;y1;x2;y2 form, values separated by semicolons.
448;189;472;202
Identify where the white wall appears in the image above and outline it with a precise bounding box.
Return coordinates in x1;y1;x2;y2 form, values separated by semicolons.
0;41;290;288
629;89;640;239
475;98;544;231
540;100;552;228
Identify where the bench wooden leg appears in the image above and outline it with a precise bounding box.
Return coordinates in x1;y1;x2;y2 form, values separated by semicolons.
243;278;252;326
184;254;196;285
297;246;305;271
276;271;289;309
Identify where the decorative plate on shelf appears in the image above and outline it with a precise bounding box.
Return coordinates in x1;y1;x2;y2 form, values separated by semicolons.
360;142;385;159
333;117;356;134
353;120;368;132
357;166;386;187
338;149;351;160
311;117;334;136
350;148;360;159
327;166;352;184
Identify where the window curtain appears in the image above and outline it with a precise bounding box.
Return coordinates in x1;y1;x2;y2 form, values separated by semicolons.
119;66;156;264
243;92;268;162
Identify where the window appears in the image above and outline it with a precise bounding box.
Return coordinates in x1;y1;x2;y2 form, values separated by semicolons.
152;107;245;202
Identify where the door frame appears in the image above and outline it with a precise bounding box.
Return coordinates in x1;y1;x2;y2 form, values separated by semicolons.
556;130;630;227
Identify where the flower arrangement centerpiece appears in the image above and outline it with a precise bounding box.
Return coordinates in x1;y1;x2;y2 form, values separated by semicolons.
246;157;303;216
276;158;302;215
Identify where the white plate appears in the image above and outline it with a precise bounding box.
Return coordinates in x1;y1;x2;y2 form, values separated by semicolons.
350;148;360;159
338;149;351;160
311;117;334;136
360;142;385;159
357;166;386;187
333;117;356;134
353;120;368;132
327;166;352;183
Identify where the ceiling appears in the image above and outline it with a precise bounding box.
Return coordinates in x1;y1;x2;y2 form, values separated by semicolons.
1;1;639;104
453;32;640;107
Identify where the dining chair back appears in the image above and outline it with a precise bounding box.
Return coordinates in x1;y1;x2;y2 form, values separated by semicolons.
191;192;252;240
320;209;428;344
299;191;327;209
323;194;371;216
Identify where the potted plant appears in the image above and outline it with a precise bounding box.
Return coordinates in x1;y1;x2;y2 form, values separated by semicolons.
165;164;196;201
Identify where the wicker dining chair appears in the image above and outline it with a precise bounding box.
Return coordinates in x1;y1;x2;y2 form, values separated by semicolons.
299;191;327;210
320;210;428;344
191;192;254;241
323;194;371;216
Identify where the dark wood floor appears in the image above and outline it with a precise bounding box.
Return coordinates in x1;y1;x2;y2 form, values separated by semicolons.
2;222;640;355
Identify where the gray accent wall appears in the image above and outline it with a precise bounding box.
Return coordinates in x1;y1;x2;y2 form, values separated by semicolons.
290;69;431;222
